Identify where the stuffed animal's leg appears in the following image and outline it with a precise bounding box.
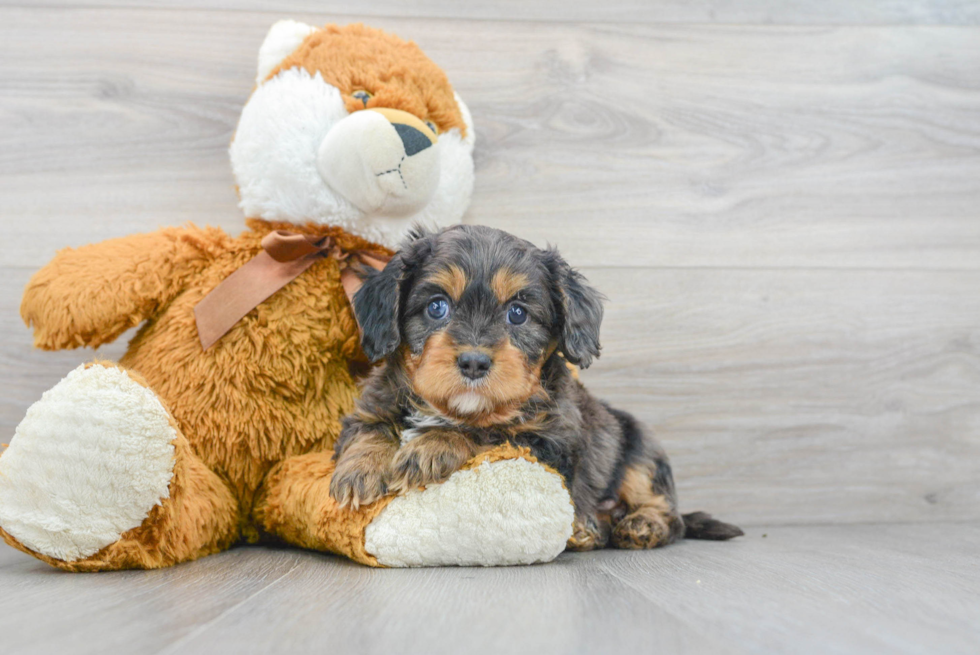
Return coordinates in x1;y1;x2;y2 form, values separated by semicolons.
0;362;239;571
253;451;390;566
254;445;576;568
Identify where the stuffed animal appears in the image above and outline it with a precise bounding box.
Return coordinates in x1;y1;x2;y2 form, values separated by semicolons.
0;20;573;570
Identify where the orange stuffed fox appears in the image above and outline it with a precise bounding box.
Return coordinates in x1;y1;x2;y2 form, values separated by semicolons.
0;21;572;570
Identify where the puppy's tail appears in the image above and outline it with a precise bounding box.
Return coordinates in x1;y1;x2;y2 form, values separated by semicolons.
682;511;744;541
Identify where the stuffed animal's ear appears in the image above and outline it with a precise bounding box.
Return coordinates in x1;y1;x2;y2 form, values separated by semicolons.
352;254;404;362
544;249;605;369
256;20;317;85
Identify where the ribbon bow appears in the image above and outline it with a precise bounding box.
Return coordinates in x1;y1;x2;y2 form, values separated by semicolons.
194;230;391;350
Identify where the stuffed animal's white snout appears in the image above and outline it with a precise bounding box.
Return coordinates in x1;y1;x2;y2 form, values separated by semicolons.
317;108;441;218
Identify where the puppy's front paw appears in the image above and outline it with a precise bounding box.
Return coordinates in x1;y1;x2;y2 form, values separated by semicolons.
329;457;388;510
387;434;474;493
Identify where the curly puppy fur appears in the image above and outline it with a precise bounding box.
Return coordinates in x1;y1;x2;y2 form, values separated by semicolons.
331;225;742;549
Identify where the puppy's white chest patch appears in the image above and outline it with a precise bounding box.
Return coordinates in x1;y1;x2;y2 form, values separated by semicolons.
401;411;455;445
448;392;491;416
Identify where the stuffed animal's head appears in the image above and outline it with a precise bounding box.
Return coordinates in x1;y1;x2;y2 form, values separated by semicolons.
230;21;475;249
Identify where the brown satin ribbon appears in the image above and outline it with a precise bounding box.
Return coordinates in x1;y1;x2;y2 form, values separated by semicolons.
194;230;390;350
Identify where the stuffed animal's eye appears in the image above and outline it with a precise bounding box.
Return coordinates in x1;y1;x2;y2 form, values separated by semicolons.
352;90;373;107
427;298;450;320
507;304;528;325
425;120;438;134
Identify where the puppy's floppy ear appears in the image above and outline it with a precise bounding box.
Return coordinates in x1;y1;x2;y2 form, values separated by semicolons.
544;248;605;368
352;254;403;362
352;225;435;362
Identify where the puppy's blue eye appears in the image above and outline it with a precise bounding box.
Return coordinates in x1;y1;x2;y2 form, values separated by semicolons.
427;298;449;320
507;304;527;325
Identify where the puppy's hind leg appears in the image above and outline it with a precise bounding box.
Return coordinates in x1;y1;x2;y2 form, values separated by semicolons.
611;458;686;550
611;459;744;547
600;406;684;550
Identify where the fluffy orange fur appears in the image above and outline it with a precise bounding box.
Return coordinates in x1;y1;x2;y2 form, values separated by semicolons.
254;450;391;567
6;220;390;568
272;23;467;137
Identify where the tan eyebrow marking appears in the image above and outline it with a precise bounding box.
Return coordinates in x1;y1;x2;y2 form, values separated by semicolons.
425;264;467;302
490;268;530;303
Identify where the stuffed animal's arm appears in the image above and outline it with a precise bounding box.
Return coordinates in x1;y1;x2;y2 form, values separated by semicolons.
21;225;229;350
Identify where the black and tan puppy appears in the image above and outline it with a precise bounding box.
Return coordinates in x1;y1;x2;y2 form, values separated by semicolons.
330;225;742;550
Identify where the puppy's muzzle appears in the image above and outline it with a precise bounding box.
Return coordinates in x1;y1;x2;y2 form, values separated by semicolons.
457;350;492;381
316;107;440;218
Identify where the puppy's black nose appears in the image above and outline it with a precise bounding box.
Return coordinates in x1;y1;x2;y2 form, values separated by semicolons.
457;351;492;380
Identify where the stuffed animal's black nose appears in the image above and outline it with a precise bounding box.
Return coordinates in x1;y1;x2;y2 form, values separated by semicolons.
393;123;433;157
457;351;492;380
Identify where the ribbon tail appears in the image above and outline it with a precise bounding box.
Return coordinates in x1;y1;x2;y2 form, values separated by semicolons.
357;252;391;270
340;268;362;305
340;252;391;304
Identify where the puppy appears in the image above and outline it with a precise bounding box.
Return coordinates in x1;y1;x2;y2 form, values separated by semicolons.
330;225;742;550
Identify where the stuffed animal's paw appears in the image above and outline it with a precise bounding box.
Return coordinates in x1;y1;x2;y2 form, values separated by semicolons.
387;433;476;494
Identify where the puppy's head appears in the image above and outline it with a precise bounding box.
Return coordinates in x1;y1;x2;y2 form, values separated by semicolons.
352;225;604;424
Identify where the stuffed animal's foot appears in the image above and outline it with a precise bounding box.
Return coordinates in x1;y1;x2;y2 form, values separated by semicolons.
0;363;176;562
0;363;238;570
364;446;574;567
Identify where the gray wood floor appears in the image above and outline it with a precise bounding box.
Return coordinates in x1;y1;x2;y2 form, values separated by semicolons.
1;1;978;653
2;523;978;655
